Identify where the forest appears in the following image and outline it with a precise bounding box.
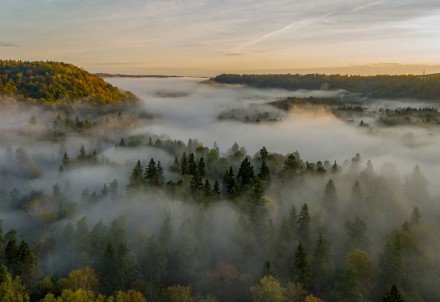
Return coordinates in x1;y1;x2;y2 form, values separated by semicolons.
212;74;440;100
0;61;136;104
0;71;439;302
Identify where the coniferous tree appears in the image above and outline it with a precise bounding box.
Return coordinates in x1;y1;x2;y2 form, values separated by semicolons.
312;234;333;296
62;152;69;166
223;167;236;197
157;161;165;187
128;160;144;189
323;179;337;210
198;157;206;177
261;260;276;278
290;243;310;290
281;154;299;179
212;180;221;196
378;235;404;291
190;168;203;197
258;157;270;184
188;153;197;175
237;157;255;187
203;179;211;197
298;204;311;248
383;284;404;302
144;158;158;186
78;145;86;160
181;152;188;175
109;179;118;199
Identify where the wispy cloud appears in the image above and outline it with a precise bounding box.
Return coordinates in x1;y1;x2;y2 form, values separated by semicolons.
0;41;18;47
235;11;335;51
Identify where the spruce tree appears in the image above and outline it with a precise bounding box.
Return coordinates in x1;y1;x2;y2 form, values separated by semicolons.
128;160;144;189
181;152;188;175
383;284;404;302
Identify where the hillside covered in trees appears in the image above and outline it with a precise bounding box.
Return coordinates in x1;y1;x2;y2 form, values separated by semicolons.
0;61;136;104
212;74;440;100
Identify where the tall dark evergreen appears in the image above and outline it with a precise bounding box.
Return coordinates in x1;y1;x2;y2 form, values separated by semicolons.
290;243;310;290
223;167;236;197
128;160;144;189
190;168;203;197
198;157;206;177
181;152;188;175
281;154;298;179
237;157;255;187
297;204;311;248
188;152;197;175
323;179;337;210
144;158;158;186
383;284;405;302
312;234;333;296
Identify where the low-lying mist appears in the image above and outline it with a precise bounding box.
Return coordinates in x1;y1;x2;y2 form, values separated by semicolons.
1;77;440;301
108;77;440;196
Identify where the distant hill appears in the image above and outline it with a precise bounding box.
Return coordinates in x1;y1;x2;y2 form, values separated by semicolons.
212;73;440;100
0;60;137;104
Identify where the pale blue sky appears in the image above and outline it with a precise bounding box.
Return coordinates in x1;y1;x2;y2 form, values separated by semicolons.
1;0;440;75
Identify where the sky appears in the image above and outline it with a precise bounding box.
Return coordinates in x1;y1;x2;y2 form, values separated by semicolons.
1;0;440;76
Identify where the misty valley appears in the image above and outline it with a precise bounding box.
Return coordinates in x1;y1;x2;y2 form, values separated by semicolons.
1;63;440;302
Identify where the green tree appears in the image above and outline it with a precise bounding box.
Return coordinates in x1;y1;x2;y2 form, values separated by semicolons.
261;260;276;278
128;160;144;189
297;204;310;248
281;154;298;179
0;265;30;302
198;157;206;177
289;243;310;290
164;285;193;302
312;234;333;296
181;152;188;175
250;276;285;302
237;158;255;188
383;284;404;302
144;158;158;187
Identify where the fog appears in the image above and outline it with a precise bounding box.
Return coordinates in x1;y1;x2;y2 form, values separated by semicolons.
1;78;440;301
108;77;440;196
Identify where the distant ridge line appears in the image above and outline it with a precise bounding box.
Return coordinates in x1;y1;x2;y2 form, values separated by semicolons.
95;73;183;78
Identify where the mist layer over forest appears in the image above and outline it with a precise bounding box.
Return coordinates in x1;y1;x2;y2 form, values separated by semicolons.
0;77;439;301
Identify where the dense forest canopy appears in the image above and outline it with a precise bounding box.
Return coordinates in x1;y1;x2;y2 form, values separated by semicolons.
212;74;440;100
0;60;136;104
0;75;439;302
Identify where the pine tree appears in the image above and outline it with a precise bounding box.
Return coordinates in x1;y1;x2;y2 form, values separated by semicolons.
188;153;197;175
261;260;276;278
110;179;118;199
203;179;211;197
298;204;311;248
223;167;236;197
144;158;158;186
323;179;337;210
212;181;221;196
198;157;206;177
312;234;333;295
157;161;165;187
128;160;144;189
383;284;404;302
237;157;255;187
281;154;298;179
190;168;203;197
181;152;188;175
78;145;86;160
379;235;404;291
258;158;270;184
290;243;310;290
62;152;69;166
